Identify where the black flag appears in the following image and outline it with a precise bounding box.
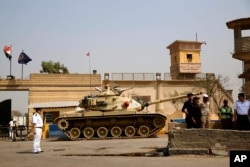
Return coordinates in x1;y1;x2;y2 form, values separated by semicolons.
18;51;32;64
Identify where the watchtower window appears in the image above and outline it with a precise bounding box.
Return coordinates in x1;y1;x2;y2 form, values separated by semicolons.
186;54;192;62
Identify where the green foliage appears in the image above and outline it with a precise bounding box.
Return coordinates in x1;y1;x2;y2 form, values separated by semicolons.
195;74;231;109
41;61;69;74
11;110;23;116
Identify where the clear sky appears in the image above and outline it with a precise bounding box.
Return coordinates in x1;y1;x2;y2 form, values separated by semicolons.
0;0;250;114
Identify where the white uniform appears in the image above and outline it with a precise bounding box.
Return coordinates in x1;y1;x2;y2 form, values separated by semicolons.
9;120;14;138
32;112;43;153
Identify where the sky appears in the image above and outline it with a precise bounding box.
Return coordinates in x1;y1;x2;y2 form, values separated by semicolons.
0;0;250;114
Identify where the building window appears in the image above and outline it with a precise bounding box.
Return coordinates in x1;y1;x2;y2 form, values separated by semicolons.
186;54;192;62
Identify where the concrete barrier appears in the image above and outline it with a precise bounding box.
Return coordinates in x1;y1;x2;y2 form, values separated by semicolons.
167;129;250;155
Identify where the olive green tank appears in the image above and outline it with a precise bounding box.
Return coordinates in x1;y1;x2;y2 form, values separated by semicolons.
55;86;197;140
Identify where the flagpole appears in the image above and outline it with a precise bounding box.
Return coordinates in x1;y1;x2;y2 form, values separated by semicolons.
88;53;92;95
21;64;23;79
9;45;12;78
21;50;24;79
9;58;12;77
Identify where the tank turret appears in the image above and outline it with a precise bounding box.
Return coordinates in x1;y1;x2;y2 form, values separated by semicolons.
79;86;143;111
80;86;200;112
55;86;200;140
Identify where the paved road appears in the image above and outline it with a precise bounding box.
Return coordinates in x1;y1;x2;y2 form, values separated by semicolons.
0;135;229;167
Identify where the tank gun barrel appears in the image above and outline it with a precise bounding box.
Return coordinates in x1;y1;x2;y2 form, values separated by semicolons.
145;92;201;107
119;87;133;93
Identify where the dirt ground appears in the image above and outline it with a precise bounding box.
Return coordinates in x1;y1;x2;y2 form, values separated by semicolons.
0;135;229;167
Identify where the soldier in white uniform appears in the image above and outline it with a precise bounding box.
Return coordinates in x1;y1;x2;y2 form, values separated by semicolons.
32;108;44;154
9;119;14;138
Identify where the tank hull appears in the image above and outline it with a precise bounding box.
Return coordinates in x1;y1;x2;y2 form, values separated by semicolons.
55;112;166;140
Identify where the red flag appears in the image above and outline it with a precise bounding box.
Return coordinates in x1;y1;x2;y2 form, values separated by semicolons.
86;52;90;56
3;45;12;60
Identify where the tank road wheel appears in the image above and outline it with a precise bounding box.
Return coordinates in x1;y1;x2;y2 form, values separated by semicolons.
153;117;165;128
83;127;95;139
111;126;122;138
138;125;150;137
69;128;81;139
124;126;136;138
97;127;108;138
57;119;69;131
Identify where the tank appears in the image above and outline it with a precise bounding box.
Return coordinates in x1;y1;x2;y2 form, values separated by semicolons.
55;86;199;140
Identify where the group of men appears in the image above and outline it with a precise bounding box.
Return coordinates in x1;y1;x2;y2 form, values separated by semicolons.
182;92;250;130
182;93;210;129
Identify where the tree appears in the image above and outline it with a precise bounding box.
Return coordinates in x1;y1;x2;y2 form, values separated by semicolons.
40;61;69;74
167;75;232;116
11;110;23;117
195;74;232;110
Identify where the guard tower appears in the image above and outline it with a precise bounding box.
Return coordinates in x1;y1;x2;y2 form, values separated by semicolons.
226;17;250;97
167;40;204;80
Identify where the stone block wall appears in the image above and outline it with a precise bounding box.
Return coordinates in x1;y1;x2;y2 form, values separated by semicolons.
168;120;225;131
168;129;250;154
235;37;250;53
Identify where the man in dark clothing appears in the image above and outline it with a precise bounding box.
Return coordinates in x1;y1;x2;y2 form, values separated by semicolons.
182;93;194;128
190;96;202;128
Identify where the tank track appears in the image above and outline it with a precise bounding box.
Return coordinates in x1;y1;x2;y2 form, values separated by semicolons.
56;113;166;140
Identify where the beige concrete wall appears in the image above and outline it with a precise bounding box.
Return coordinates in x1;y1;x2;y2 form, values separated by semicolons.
27;73;101;125
103;80;206;114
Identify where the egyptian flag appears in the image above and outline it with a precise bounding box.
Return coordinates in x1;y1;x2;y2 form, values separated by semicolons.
3;45;12;60
18;51;32;64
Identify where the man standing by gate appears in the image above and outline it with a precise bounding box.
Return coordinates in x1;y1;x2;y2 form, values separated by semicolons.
32;108;44;154
9;119;14;138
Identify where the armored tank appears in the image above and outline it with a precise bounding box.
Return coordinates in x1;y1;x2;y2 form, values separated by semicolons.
55;86;198;140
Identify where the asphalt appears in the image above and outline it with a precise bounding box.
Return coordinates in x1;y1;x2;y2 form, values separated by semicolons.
0;135;229;167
